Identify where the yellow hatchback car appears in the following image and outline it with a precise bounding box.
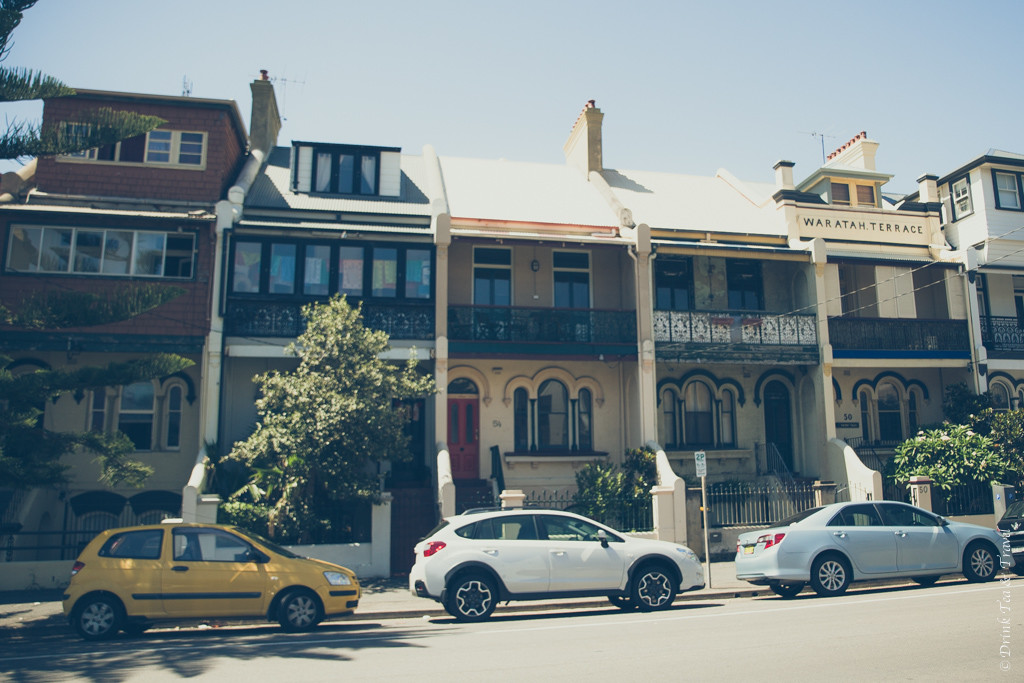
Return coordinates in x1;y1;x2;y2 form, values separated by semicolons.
63;522;360;640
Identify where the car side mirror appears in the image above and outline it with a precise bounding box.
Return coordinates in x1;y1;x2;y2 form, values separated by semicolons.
597;529;609;548
936;516;949;527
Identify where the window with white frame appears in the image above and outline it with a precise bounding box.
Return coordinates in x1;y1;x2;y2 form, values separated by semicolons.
511;380;598;453
876;383;903;443
720;388;736;447
577;388;593;451
659;388;678;448
683;381;715;447
537;379;569;450
994;171;1022;210
5;225;195;278
119;382;155;450
89;389;106;432
951;177;973;220
60;129;206;169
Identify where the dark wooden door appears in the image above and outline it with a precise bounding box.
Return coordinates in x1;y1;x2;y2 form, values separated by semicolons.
447;397;479;479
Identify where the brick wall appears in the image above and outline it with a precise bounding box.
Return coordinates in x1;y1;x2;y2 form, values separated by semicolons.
34;95;247;203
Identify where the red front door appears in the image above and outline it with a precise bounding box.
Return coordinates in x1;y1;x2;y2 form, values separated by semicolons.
448;397;479;479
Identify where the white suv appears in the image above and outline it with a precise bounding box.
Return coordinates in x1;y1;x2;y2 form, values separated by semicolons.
409;508;704;621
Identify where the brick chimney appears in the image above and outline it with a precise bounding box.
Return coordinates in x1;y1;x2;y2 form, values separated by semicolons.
563;100;603;175
249;70;282;154
825;131;879;171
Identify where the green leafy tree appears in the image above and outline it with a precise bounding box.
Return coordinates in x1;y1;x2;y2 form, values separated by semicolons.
0;1;163;160
221;295;435;544
891;423;1014;491
572;447;656;530
942;382;992;427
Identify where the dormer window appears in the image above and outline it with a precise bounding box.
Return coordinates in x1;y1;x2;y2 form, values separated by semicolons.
856;185;876;206
59;127;207;169
831;182;851;205
291;142;401;197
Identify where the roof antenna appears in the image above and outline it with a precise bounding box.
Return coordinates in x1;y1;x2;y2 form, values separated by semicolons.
181;75;193;97
267;72;306;122
801;131;837;164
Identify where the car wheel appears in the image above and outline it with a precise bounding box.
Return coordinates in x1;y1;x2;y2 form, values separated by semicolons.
810;554;851;597
608;595;636;611
963;542;998;582
445;572;498;622
278;589;323;631
912;575;939;587
769;581;805;598
631;564;677;612
71;593;124;641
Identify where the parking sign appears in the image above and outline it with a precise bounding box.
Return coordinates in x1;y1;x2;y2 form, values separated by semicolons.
694;450;707;477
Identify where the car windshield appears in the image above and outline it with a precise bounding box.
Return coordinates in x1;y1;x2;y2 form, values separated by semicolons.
775;507;824;527
231;527;300;558
1002;501;1024;521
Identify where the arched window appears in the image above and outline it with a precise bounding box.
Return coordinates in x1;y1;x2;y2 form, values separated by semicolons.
859;388;871;443
577;388;593;451
165;385;183;449
119;382;155;450
908;389;919;434
683;381;714;446
659;388;679;448
992;382;1011;412
513;388;529;451
537;379;569;450
720;388;736;447
877;382;903;444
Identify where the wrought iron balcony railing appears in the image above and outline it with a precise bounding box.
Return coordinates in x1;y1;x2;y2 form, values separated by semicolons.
448;306;636;344
225;299;435;339
653;310;817;346
827;316;969;354
979;315;1024;357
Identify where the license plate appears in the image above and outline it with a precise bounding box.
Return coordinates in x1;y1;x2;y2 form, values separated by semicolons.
743;546;754;555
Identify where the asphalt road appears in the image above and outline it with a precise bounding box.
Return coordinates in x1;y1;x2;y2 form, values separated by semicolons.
1;580;1020;682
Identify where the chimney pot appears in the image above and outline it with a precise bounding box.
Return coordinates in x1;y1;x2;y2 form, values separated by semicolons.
260;69;269;81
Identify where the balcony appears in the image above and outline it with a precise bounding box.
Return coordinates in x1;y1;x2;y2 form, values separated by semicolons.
225;299;434;339
653;310;818;364
980;316;1024;358
827;317;970;358
448;305;636;355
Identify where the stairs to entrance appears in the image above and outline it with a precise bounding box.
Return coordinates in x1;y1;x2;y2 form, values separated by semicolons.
455;479;495;513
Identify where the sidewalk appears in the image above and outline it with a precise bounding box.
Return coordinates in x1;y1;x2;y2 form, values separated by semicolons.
0;561;761;635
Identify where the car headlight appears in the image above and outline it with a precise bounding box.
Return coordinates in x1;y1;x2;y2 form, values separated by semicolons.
675;546;699;562
324;571;352;586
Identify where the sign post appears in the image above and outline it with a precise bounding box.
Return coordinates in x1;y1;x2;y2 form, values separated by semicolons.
695;450;710;589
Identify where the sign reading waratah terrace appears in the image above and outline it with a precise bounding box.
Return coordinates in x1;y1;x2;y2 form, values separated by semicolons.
797;209;930;246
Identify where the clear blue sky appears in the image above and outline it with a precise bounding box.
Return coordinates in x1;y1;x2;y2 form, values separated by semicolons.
5;0;1023;193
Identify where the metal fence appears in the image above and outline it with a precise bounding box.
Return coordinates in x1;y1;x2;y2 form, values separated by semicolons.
706;481;817;527
524;490;654;533
932;481;995;517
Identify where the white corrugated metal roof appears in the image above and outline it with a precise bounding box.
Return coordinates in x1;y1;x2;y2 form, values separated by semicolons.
439;157;620;227
245;147;432;216
600;168;784;236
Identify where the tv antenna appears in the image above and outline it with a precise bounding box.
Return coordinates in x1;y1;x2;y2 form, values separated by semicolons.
267;72;306;122
181;75;194;97
801;131;837;164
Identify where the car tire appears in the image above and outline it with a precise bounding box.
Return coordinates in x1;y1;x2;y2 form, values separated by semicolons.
70;593;124;641
630;564;677;612
962;542;998;582
608;595;636;611
810;554;851;597
769;581;805;598
912;575;939;587
445;572;498;622
277;589;323;632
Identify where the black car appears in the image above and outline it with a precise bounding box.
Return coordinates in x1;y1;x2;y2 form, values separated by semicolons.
996;500;1024;576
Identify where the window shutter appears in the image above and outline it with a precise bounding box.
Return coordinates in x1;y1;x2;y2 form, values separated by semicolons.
379;151;401;196
294;146;313;193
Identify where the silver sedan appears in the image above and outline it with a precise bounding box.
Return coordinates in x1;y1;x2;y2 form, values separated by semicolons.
735;501;1011;598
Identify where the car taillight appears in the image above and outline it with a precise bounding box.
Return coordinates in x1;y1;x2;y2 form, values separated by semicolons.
70;561;85;576
422;541;446;557
757;533;786;549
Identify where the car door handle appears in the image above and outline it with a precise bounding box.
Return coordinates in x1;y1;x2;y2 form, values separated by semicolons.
894;531;907;538
171;566;190;572
550;550;566;557
833;531;847;539
482;549;498;556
